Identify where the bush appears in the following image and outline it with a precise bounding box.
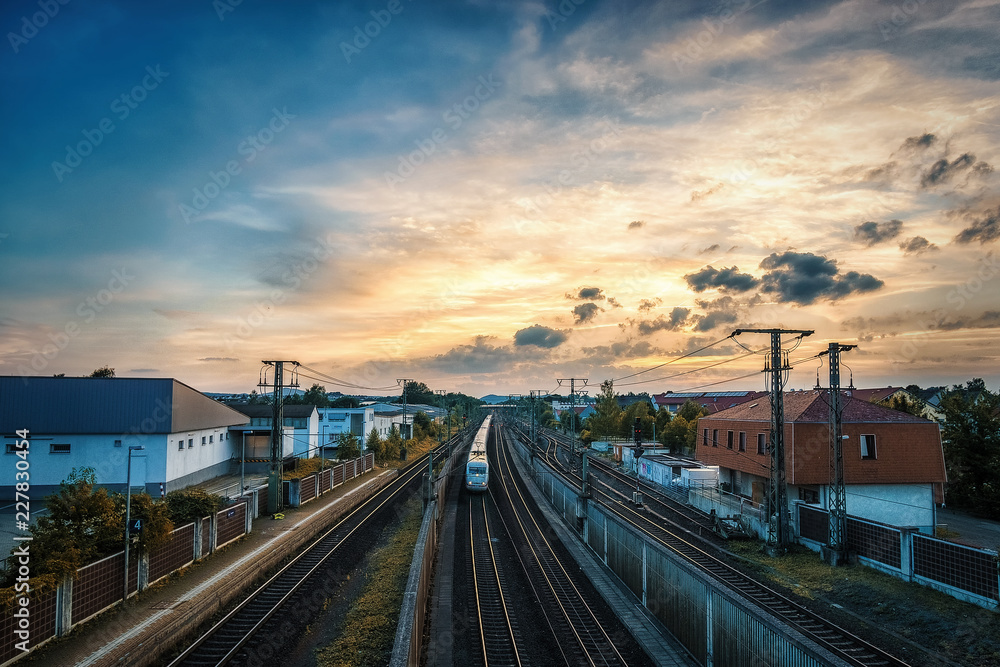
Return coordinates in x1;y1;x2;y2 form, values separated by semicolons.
165;488;225;524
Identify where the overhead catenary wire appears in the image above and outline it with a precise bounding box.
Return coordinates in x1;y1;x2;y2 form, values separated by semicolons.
294;364;401;393
615;348;762;388
610;334;735;383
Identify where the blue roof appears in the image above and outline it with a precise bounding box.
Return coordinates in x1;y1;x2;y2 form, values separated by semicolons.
0;376;247;435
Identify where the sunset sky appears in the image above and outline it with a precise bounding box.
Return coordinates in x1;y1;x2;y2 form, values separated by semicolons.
2;0;999;398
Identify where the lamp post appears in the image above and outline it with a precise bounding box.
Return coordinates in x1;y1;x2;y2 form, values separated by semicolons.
124;445;144;602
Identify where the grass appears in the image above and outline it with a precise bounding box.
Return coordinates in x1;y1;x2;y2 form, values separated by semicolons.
315;499;424;667
726;540;1000;665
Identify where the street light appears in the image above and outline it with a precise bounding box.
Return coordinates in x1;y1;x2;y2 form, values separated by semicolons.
124;445;144;602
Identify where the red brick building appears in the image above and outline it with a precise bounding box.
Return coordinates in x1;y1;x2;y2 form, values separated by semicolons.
695;390;946;530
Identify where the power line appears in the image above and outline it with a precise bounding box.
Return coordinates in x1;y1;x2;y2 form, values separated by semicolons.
611;334;734;382
615;348;761;387
294;364;400;392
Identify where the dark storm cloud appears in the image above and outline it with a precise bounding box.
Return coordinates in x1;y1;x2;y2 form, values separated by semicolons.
513;324;568;348
628;221;644;230
573;303;603;324
900;133;936;151
636;307;690;335
637;298;661;312
854;219;903;246
568;287;605;301
920;153;992;188
693;310;738;332
684;265;759;293
954;206;1000;244
757;251;884;304
899;236;938;255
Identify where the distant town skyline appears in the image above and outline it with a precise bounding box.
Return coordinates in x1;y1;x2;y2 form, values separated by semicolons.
2;0;999;397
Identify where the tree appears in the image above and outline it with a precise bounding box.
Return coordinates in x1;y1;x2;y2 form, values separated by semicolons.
4;468;119;582
677;399;707;422
165;489;225;524
331;396;360;408
412;411;435;440
384;425;403;461
337;432;361;460
586;380;623;440
399;381;434;406
655;407;672;444
877;393;925;417
302;383;331;407
939;384;1000;516
621;400;655;441
116;493;173;559
366;427;384;464
559;409;582;434
89;366;115;378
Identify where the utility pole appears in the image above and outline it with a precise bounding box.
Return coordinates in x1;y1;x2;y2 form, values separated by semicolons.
530;389;546;460
261;360;299;514
820;342;855;565
556;378;588;453
732;329;812;554
397;379;414;441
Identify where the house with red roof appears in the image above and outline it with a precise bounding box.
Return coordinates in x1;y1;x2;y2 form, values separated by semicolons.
650;390;768;414
694;390;946;533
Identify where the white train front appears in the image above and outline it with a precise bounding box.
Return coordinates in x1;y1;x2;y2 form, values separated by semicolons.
464;414;492;492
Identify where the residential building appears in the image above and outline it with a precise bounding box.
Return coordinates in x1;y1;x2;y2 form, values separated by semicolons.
651;390;768;415
0;376;249;497
695;390;947;531
317;406;375;451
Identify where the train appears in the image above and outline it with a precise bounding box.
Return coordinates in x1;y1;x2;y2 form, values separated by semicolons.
464;414;492;492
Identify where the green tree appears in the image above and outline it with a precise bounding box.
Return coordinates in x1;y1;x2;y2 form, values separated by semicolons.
677;399;708;422
331;396;360;408
940;383;1000;516
384;425;403;461
337;432;361;460
412;411;435;440
655;407;672;444
165;488;225;524
5;468;120;582
559;409;582;433
116;493;173;559
366;427;384;464
302;383;331;407
400;381;434;406
89;366;115;378
878;393;925;417
586;380;623;439
621;400;655;441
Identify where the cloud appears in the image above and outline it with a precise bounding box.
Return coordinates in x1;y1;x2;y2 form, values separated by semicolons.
758;251;884;304
573;303;603;324
690;183;723;202
198;357;238;362
513;324;568;348
607;297;622;309
954;206;1000;244
627;221;644;230
899;236;938;255
637;298;661;312
636;307;690;335
854;219;903;246
684;265;759;293
568;287;605;301
424;336;521;374
698;243;721;255
693;310;738;332
920;153;992;188
900;133;936;151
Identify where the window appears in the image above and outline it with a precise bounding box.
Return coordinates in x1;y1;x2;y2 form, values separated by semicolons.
318;414;324;421
727;430;734;449
860;434;877;459
712;429;718;447
209;435;214;444
202;436;206;445
114;439;122;448
178;440;184;451
50;443;71;454
756;433;767;454
702;428;709;447
188;438;194;448
799;487;819;504
738;432;746;452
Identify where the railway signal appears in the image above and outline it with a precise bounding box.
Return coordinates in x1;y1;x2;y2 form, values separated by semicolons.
632;417;644;507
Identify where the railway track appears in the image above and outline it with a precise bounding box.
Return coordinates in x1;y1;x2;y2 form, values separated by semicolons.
166;447;445;667
491;426;636;666
468;493;522;667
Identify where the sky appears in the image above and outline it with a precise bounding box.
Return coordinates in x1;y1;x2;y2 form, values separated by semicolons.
1;0;999;399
